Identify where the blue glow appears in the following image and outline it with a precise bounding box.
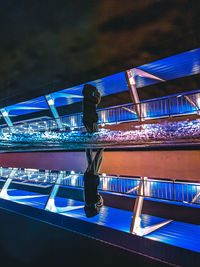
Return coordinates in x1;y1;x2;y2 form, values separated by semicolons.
1;167;200;205
1;48;200;119
2;187;200;253
52;72;129;108
131;48;200;88
7;96;49;116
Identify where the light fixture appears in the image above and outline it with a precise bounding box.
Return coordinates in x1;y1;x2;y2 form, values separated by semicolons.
2;110;8;117
48;99;54;106
129;76;136;86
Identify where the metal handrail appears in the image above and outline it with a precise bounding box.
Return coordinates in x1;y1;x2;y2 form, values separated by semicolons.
1;167;200;205
0;90;200;133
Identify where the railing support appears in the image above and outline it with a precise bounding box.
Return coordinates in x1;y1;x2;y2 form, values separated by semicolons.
0;168;17;199
184;95;199;114
44;172;83;212
45;95;63;130
0;108;15;133
126;70;141;120
130;177;172;236
130;177;146;235
168;98;171;117
191;190;200;203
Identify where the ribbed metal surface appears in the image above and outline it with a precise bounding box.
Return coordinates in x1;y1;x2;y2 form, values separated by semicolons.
3;187;200;253
3;48;200;118
133;48;200;88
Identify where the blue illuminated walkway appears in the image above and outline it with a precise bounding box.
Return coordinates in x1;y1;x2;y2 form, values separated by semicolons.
3;188;200;254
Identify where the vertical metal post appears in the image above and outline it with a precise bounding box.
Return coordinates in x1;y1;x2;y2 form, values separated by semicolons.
130;177;147;235
44;172;64;211
117;177;119;193
168;98;171;117
45;95;63;130
0;108;14;133
173;180;176;201
126;70;141;120
0;168;17;199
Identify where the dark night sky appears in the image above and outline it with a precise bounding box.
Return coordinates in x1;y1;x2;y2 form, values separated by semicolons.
0;0;200;107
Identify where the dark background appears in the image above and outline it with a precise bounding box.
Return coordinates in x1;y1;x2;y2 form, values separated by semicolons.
0;0;200;107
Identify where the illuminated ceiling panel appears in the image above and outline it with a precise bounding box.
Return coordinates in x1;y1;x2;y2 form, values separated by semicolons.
7;96;49;116
3;48;200;118
130;48;200;88
53;71;129;108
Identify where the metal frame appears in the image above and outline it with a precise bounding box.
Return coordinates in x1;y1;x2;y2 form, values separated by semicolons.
126;68;165;121
0;167;199;239
184;95;200;114
44;172;83;212
130;177;172;236
192;190;200;203
0;168;17;199
0;108;14;133
126;70;141;119
45;94;63;130
1;90;200;134
122;106;137;115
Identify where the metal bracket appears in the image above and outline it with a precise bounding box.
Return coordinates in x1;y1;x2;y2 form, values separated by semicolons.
130;177;172;236
126;70;141;120
191;190;200;203
126;185;139;194
0;108;14;133
0;168;17;199
122;106;137;115
44;172;83;212
45;95;63;130
184;95;200;114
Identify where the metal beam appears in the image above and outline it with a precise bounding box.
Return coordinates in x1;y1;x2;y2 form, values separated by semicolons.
126;70;141;120
45;94;63;130
140;219;173;236
126;185;139;194
0;108;14;133
126;68;165;121
130;177;146;235
122;106;137;115
192;190;200;203
44;172;84;212
130;177;173;236
184;95;200;114
44;172;63;211
135;68;165;82
0;168;17;199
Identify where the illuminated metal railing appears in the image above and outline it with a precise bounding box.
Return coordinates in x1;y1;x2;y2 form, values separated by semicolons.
1;167;199;236
0;90;200;134
1;167;199;205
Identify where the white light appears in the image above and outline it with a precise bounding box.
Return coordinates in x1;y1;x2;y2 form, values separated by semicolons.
197;97;200;108
129;76;136;86
102;178;108;190
71;170;75;175
71;175;78;186
102;173;106;177
101;111;107;124
48;99;54;106
2;111;8;117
